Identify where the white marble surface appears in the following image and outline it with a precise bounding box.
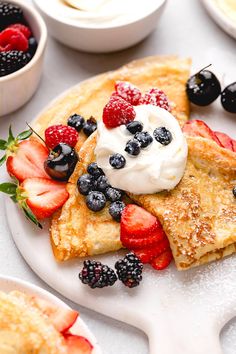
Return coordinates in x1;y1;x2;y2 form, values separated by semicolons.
0;0;235;353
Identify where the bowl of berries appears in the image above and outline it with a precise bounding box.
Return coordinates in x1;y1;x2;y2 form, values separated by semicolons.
0;0;47;116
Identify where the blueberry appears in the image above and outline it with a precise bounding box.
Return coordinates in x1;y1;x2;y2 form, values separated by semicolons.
109;153;126;169
68;114;85;132
28;37;38;56
86;191;106;212
87;162;104;179
105;187;123;202
233;186;236;198
77;174;95;195
125;139;141;156
153;127;172;146
96;175;110;192
109;201;125;221
126;121;143;134
221;82;236;113
83;117;97;136
134;131;153;148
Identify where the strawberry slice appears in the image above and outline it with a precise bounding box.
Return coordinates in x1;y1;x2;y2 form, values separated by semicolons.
6;137;49;182
64;334;93;354
183;120;222;146
21;178;69;219
133;237;170;264
150;249;173;270
232;139;236;152
214;131;234;151
121;227;165;249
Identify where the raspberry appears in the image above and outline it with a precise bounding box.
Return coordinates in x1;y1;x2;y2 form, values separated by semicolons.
115;81;142;105
0;44;11;52
141;88;171;111
45;125;79;149
103;96;136;128
8;23;31;39
0;28;28;52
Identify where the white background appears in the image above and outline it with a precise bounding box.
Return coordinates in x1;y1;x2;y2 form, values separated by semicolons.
0;0;236;353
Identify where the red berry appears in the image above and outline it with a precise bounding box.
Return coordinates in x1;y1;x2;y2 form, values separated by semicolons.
141;88;171;111
0;28;28;52
0;44;11;52
214;131;234;152
8;23;32;39
183;120;222;146
133;237;170;264
45;125;79;149
115;81;142;106
150;249;173;270
121;228;165;249
103;96;136;128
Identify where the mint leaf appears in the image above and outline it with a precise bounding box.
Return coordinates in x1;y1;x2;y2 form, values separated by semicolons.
10;195;17;203
0;182;17;195
22;202;42;229
0;139;7;150
7;126;15;144
0;154;6;166
17;130;32;141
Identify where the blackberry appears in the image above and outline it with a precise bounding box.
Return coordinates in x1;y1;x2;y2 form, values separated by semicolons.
109;153;126;169
126;121;143;134
87;162;104;179
96;175;110;192
233;186;236;198
105;187;123;202
83;116;97;136
125;139;141;156
134;131;153;148
153;127;172;146
28;37;38;56
77;174;95;195
109;201;125;221
79;260;117;288
0;2;24;29
86;191;106;211
68;114;85;132
0;50;30;77
115;252;143;288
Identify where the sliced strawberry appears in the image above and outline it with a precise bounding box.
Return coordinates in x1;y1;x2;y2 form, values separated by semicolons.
150;249;173;270
214;131;234;151
133;237;170;264
121;227;165;249
64;334;93;354
21;178;69;219
31;296;78;333
183;120;223;146
6;137;49;182
232;139;236;152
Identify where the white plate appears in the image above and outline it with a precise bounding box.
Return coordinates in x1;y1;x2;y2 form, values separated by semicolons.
201;0;236;39
0;275;101;354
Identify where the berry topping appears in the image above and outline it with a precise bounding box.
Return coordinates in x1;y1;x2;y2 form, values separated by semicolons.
214;131;234;151
64;334;93;354
77;174;95;195
79;260;117;288
115;81;142;105
221;82;236;113
150;249;173;270
86;191;106;212
87;162;104;179
67;113;85;132
186;67;221;106
115;252;143;288
183;120;222;146
124;139;141;156
233;186;236;198
126;121;143;134
96;175;110;192
28;37;37;56
8;23;31;38
44;143;78;181
109;153;126;169
153;127;173;146
109;200;125;221
105;187;123;202
83;116;97;136
134;131;153;148
103;95;136;128
141;88;171;111
0;2;23;30
134;237;170;264
0;28;28;51
45;124;79;149
0;50;30;77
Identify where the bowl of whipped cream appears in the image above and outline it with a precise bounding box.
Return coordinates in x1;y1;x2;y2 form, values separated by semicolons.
32;0;167;52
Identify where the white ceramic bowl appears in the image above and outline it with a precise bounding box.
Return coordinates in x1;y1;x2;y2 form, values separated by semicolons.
33;0;167;53
0;0;47;117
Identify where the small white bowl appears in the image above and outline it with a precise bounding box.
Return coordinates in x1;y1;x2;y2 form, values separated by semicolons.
33;0;167;53
0;0;47;117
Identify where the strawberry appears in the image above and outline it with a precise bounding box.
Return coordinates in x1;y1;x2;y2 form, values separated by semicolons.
8;23;31;39
102;95;136;128
121;227;165;249
115;81;142;106
140;88;171;111
133;237;170;264
183;120;222;146
150;249;173;270
232;139;236;152
64;334;93;354
0;28;28;52
45;124;79;149
214;131;234;151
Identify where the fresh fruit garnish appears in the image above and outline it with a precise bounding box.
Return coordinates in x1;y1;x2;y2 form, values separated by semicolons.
121;228;165;249
125;139;141;156
134;131;153;148
109;153;126;169
140;88;171;111
64;334;93;354
232;139;236;152
115;252;143;288
0;50;30;77
126;121;143;134
28;37;37;56
0;43;11;51
115;81;142;106
87;162;104;179
0;28;28;51
0;127;49;181
186;65;221;106
44;143;79;181
150;249;173;270
77;174;95;195
79;260;117;288
0;2;24;30
8;23;31;39
68;113;85;132
86;191;106;212
153;127;173;146
221;82;236;113
105;187;123;202
83;116;97;137
103;95;136;128
214;131;234;151
183;120;222;145
133;237;170;264
108;200;125;221
45;124;79;149
96;175;110;192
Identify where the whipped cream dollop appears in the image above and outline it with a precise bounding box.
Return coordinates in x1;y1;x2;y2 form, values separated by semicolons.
95;105;188;195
